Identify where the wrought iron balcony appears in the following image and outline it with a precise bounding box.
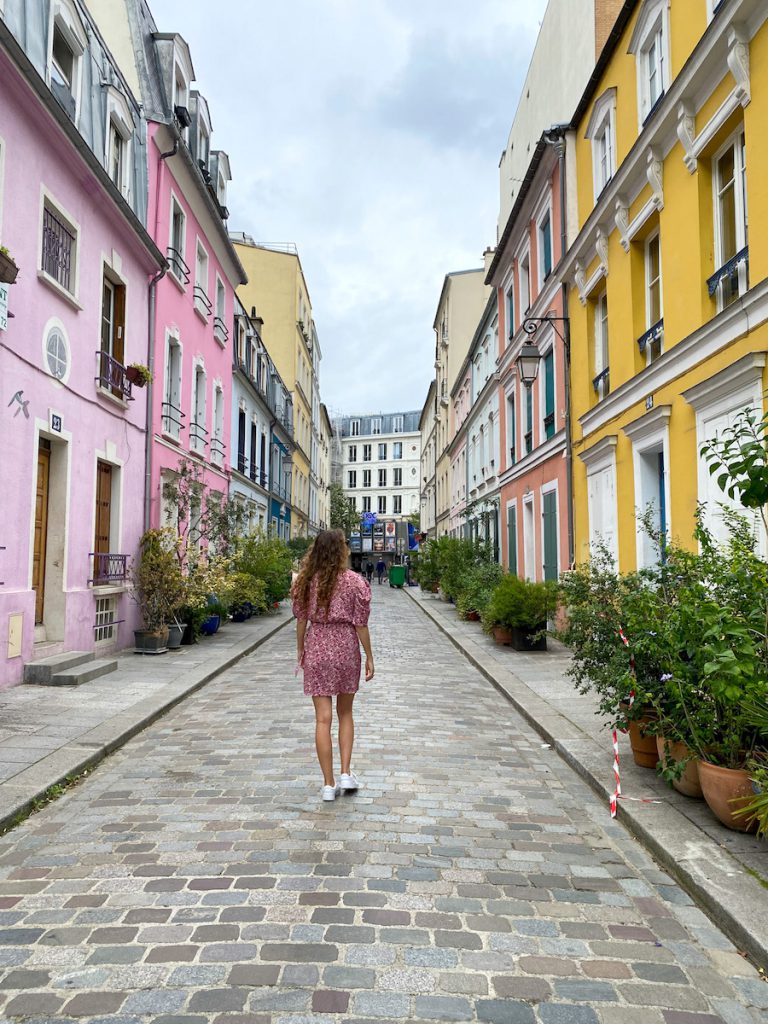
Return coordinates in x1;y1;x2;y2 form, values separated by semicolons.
89;552;128;585
96;351;133;401
214;315;229;343
638;318;664;355
707;246;748;300
167;246;190;285
162;401;186;438
193;284;213;317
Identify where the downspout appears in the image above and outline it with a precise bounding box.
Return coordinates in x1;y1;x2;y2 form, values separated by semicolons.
144;129;179;532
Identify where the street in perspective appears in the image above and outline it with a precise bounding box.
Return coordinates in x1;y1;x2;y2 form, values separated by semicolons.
2;0;768;1021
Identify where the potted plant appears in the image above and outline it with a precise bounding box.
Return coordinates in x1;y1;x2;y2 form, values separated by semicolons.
0;245;19;284
131;529;185;654
482;574;557;651
227;572;267;622
126;362;153;387
200;599;227;635
456;561;504;622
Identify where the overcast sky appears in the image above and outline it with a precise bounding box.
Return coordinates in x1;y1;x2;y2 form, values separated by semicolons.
151;0;548;416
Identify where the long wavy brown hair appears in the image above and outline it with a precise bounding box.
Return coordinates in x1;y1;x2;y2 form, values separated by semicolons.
292;529;349;618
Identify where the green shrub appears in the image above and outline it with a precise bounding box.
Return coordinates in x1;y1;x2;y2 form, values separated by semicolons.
234;533;293;605
482;574;557;634
456;562;504;619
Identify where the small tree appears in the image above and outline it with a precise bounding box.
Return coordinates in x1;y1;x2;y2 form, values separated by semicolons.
330;482;361;536
163;458;247;563
131;529;186;632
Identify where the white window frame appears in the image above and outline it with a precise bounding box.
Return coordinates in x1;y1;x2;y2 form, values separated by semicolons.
39;188;81;304
623;406;672;568
191;360;207;456
393;495;402;515
348;470;357;489
48;0;87;122
168;193;187;289
393;441;403;460
378;495;387;515
194;239;210;320
585;88;617;201
371;417;382;435
644;230;664;365
537;204;554;288
712;128;748;311
105;88;133;199
41;317;71;385
163;329;183;440
580;436;619;564
211;384;224;467
393;415;404;433
523;494;536;582
538;333;556;442
518;248;531;314
594;290;610;401
350;418;360;437
214;275;227;344
628;0;671;127
363;469;371;488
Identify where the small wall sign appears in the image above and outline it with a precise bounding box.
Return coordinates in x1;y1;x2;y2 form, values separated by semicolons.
49;411;63;433
645;394;654;411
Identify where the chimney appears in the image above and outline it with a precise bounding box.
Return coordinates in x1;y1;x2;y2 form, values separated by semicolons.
594;0;625;57
483;247;496;276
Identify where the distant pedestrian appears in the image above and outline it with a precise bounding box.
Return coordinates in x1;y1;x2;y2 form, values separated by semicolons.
292;530;374;802
376;557;386;585
365;559;374;582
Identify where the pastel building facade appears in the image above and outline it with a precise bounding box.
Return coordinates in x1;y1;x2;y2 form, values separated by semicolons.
562;0;768;571
488;137;571;581
419;382;437;538
0;0;164;686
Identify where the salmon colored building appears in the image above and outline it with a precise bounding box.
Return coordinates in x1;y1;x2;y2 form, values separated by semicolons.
487;133;572;581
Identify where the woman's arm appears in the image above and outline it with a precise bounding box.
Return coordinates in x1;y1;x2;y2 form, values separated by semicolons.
355;625;375;680
297;619;308;664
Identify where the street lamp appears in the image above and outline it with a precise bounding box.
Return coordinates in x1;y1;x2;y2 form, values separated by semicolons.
516;342;542;388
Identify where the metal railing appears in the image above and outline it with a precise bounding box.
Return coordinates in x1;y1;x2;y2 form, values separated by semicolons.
638;318;664;355
162;401;186;437
167;246;190;285
89;552;128;585
193;284;213;316
707;246;748;301
42;206;75;291
210;436;226;464
214;315;229;342
592;366;610;398
96;351;133;401
189;420;209;453
237;451;248;474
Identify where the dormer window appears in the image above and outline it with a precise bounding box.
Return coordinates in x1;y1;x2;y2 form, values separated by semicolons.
48;0;87;122
585;87;617;201
629;0;670;126
105;88;134;199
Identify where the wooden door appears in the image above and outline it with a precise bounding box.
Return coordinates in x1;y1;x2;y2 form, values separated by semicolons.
94;461;112;582
33;443;51;623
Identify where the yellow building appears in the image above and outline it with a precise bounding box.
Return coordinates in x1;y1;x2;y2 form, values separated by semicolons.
232;236;315;537
561;0;768;571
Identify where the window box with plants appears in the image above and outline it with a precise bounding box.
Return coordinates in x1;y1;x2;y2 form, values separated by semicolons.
0;246;19;284
482;574;557;651
126;363;153;388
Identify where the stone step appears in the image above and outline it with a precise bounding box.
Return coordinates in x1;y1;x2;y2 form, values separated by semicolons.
46;658;118;687
24;650;94;685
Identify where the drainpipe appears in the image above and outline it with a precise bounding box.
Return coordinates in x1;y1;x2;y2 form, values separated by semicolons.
544;125;575;569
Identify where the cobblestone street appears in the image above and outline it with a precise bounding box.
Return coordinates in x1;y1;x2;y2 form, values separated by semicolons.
0;585;765;1024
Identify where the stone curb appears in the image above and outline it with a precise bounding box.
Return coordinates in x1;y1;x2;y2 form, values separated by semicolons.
404;586;768;972
0;613;293;836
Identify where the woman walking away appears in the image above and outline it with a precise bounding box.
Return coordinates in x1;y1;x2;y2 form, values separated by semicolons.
292;530;374;801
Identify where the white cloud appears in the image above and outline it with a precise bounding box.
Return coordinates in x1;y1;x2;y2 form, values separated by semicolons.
150;0;547;413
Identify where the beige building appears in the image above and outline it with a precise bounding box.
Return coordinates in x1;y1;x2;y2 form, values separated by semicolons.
433;267;491;536
318;404;333;531
419;382;437;539
231;235;315;537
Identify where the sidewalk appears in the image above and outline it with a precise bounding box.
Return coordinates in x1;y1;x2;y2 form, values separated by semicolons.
406;585;768;971
0;608;292;834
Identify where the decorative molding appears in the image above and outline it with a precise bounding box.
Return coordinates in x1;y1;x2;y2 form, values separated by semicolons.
615;197;630;252
579;277;768;437
574;262;587;305
585;87;617;140
646;147;664;209
578;434;617;470
682;351;766;410
622;404;672;443
677;101;697;172
727;23;751;106
596;230;609;274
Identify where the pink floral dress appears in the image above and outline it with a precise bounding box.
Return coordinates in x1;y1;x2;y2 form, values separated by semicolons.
292;570;371;697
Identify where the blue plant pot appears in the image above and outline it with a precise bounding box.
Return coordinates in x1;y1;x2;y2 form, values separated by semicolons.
200;614;221;636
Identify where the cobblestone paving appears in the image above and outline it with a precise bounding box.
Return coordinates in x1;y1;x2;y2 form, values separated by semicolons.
0;585;766;1023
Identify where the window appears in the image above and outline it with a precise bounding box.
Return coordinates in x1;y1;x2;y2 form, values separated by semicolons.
348;496;357;512
350;419;360;436
214;277;227;343
378;495;387;514
542;488;559;581
191;364;207;454
378;468;387;487
393;468;402;487
519;253;530;313
362;496;371;513
506;286;515;339
44;324;69;381
712;132;748;309
539;211;553;283
542;349;555;440
168;199;188;284
94;596;117;643
237;409;247;474
98;273;127;397
641;232;664;364
378;443;387;460
506;392;516;466
586;88;617;200
629;0;670;124
363;444;372;461
348;444;357;462
363;469;371;488
393;415;404;433
582;438;619;561
348;470;357;488
163;335;182;438
194;241;210;318
108;121;124;190
523;497;535;581
393;495;402;514
372;418;382;435
593;291;610;400
393;442;403;460
506;504;518;575
49;8;84;121
212;388;225;466
41;200;77;294
524;383;533;455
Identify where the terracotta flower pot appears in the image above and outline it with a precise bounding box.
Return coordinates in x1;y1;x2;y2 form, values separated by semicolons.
627;715;658;769
492;625;513;645
465;610;481;622
699;761;758;833
656;736;703;799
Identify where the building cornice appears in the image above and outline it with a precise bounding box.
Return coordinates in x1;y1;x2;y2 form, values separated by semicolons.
498;429;566;486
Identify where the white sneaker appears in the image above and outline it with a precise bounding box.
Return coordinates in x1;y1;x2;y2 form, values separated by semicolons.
322;784;340;801
339;772;359;792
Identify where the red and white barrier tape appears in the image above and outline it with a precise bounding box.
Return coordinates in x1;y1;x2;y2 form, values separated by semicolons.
611;628;638;818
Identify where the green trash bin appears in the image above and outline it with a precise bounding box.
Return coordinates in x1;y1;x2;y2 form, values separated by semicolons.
388;565;406;588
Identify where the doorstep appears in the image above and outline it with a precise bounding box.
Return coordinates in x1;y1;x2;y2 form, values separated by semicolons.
0;608;293;835
405;585;768;972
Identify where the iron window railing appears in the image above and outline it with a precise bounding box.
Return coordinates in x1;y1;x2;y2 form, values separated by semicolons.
214;315;229;342
237;451;248;474
189;420;209;453
89;552;128;585
707;246;748;299
543;412;555;437
193;284;213;316
637;318;664;354
593;366;610;396
167;246;190;284
162;401;186;436
42;206;75;291
210;436;226;464
96;351;133;401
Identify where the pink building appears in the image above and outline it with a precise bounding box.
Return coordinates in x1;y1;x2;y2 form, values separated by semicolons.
120;25;247;530
487;132;572;582
448;367;471;537
0;8;164;687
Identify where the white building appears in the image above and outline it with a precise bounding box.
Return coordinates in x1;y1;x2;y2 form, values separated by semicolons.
337;412;422;521
419;383;437;538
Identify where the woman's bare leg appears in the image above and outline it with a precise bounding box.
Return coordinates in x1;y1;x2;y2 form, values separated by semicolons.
312;696;334;786
337;693;355;775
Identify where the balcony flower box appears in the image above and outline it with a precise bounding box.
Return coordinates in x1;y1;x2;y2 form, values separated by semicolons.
0;247;19;284
126;363;153;387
